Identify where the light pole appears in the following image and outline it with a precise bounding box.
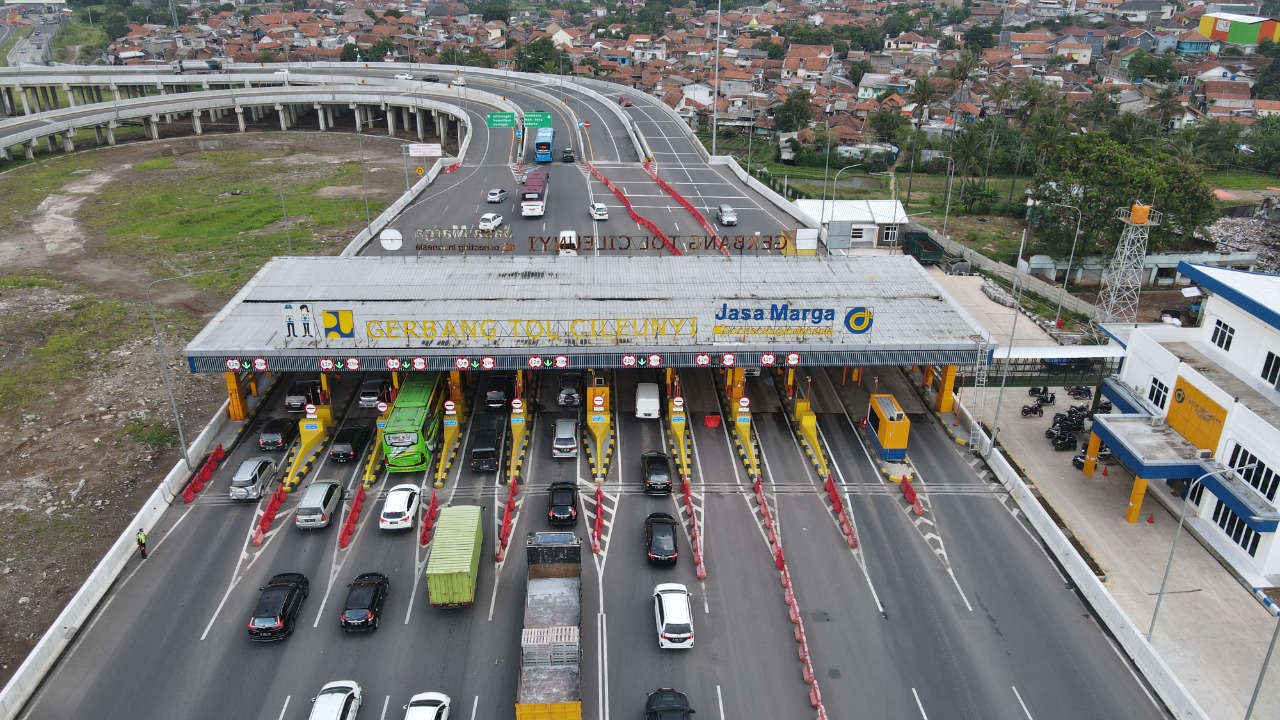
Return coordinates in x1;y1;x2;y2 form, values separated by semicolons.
1052;202;1082;328
822;163;862;233
279;177;293;254
1148;462;1261;640
147;271;218;472
1245;611;1280;720
711;0;722;156
358;132;372;234
940;154;956;237
983;227;1029;460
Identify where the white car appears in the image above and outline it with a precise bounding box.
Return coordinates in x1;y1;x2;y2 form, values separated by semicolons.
403;691;451;720
486;188;508;203
379;483;420;531
654;583;694;649
309;681;362;720
589;202;609;220
394;72;414;80
273;68;290;75
451;77;467;87
478;213;503;232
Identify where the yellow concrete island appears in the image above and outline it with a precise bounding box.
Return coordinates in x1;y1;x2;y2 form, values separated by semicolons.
585;384;612;483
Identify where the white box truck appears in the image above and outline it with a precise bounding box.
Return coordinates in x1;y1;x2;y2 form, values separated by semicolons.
635;383;660;419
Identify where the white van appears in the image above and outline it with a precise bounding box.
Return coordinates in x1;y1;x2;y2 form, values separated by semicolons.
635;383;660;419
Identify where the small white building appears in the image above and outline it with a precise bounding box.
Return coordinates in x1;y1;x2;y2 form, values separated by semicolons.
794;199;907;250
1096;262;1280;582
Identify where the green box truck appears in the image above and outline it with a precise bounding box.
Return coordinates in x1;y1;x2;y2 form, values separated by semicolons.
903;231;945;265
426;505;483;607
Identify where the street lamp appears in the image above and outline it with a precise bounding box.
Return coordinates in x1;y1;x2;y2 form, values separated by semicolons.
982;227;1029;460
822;163;862;233
1148;462;1262;640
1052;202;1082;329
279;177;293;254
147;271;219;472
1245;610;1280;720
940;154;956;237
711;0;722;156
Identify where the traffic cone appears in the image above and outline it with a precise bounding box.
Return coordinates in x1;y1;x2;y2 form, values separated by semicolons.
1102;465;1109;476
1148;512;1155;524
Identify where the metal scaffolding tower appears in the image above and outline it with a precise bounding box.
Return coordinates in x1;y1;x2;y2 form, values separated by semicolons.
1096;204;1161;325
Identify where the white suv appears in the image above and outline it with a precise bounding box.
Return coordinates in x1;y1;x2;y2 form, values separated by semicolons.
589;202;608;220
653;583;694;649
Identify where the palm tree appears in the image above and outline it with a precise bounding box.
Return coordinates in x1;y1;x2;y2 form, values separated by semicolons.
1145;85;1184;131
1075;87;1117;130
1108;113;1159;149
1013;77;1045;125
905;76;934;121
952;127;987;181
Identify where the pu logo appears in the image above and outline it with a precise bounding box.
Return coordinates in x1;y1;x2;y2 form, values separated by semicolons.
322;309;355;339
844;307;874;334
1175;388;1186;403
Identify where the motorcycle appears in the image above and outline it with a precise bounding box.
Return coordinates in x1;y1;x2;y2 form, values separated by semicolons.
1046;426;1075;441
1053;434;1077;451
1021;403;1044;417
1028;386;1047;397
1066;385;1092;400
1072;445;1114;469
1097;400;1114;414
1034;392;1056;406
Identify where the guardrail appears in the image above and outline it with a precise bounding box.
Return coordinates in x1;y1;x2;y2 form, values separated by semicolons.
586;159;680;255
641;159;726;256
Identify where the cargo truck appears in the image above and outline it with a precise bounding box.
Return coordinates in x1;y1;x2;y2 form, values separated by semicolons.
425;505;483;607
903;231;945;265
172;60;224;74
515;533;582;720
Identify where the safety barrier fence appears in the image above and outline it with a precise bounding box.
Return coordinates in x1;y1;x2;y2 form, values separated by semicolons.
585;159;680;256
641;159;727;256
679;479;708;579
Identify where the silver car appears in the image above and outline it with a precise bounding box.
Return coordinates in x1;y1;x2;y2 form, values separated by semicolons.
229;458;276;501
487;188;508;203
551;418;579;459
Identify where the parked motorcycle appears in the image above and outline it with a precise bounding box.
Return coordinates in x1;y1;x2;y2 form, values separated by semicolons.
1072;445;1114;470
1053;434;1077;451
1021;403;1045;417
1034;392;1057;406
1098;400;1114;414
1066;385;1092;400
1046;426;1075;441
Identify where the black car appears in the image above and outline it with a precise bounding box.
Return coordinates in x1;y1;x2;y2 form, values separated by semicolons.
557;372;582;407
645;512;679;565
422;74;440;82
340;572;389;632
641;452;674;495
329;424;372;462
646;688;694;719
483;374;515;411
547;481;578;527
248;572;309;641
258;417;299;451
561;148;576;163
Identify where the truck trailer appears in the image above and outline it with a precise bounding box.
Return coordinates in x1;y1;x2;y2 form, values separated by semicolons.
515;532;582;720
172;60;224;74
903;230;945;265
425;505;483;607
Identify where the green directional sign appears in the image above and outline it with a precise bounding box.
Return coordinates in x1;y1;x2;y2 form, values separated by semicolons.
486;112;517;129
524;112;553;128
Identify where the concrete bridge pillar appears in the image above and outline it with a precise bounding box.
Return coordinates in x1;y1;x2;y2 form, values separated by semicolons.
19;87;30;115
23;139;35;160
61;131;75;153
193;109;203;135
236;107;246;132
315;103;327;131
45;134;56;152
352;104;364;132
275;104;289;131
415;108;425;141
386;104;397;136
1;146;10;162
94;125;103;144
105;123;117;146
144;115;160;140
65;85;77;107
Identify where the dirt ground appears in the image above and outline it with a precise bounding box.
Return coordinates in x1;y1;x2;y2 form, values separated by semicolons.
0;132;406;687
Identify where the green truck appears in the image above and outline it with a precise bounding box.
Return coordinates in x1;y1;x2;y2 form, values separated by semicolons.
903;231;945;265
426;505;484;607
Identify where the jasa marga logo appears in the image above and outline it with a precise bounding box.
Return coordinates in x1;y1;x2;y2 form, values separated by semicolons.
844;307;874;334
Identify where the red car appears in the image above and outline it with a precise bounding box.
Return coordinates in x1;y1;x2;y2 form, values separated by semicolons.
619;95;633;107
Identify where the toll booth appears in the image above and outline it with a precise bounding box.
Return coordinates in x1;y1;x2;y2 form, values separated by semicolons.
867;393;910;462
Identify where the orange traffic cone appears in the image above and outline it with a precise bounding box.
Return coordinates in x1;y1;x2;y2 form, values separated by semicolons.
1148;512;1155;524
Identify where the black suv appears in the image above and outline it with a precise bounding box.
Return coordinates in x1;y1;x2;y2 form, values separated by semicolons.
547;481;578;527
557;372;582;407
562;148;576;163
258;417;299;451
646;688;694;719
645;512;679;565
329;424;372;462
247;572;309;641
422;74;440;82
483;374;515;411
340;572;389;632
641;452;674;495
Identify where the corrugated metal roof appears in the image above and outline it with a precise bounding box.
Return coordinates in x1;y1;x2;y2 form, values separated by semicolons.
184;255;990;370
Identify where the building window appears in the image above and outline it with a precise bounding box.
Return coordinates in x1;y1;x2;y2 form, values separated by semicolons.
1263;351;1280;389
1211;319;1234;351
1148;377;1169;410
1212;501;1261;557
882;224;899;246
849;228;865;241
1228;444;1278;502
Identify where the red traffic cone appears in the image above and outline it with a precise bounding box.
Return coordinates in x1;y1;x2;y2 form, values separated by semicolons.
1102;465;1109;476
1148;512;1155;524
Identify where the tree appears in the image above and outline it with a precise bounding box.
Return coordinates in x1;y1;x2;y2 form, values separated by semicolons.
1127;53;1177;83
385;8;402;18
364;8;376;20
1028;133;1215;256
517;37;564;73
963;25;995;51
438;46;466;65
340;43;359;62
847;59;873;85
869;109;906;140
482;0;511;22
905;76;934;121
370;38;395;60
774;90;813;133
756;40;787;61
1144;85;1183;130
1107;113;1158;149
1074;87;1117;130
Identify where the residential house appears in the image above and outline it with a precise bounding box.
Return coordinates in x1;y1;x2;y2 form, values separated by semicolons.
1175;30;1215;56
1255;99;1280;117
1114;0;1176;23
629;34;667;62
719;69;754;96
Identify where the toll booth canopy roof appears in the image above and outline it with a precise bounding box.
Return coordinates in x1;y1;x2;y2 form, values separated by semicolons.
183;255;991;372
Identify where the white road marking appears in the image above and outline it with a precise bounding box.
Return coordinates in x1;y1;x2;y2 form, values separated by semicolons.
912;688;929;718
312;471;375;628
379;695;390;720
1011;686;1034;718
717;685;726;720
598;612;610;720
470;695;480;720
276;696;291;720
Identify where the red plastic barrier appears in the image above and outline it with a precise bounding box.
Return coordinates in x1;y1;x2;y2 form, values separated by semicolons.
900;479;918;505
642;162;726;256
338;526;352;549
213;443;225;461
585;160;681;255
191;475;204;494
274;487;287;504
420;516;433;546
774;547;786;570
252;527;265;546
182;485;196;504
809;687;822;709
913;500;924;516
703;413;721;428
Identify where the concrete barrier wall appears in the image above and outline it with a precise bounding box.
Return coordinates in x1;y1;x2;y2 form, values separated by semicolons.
961;401;1208;720
0;400;231;720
